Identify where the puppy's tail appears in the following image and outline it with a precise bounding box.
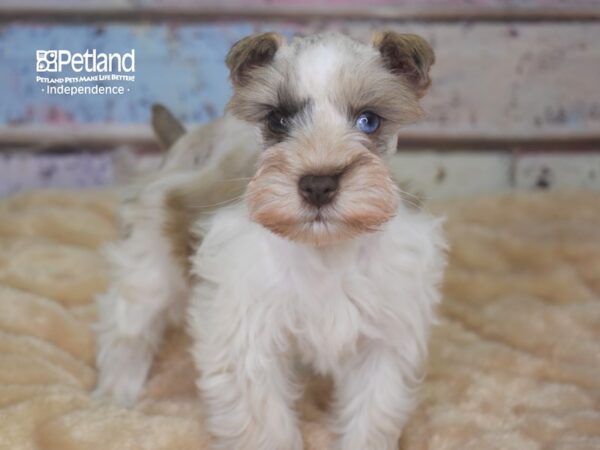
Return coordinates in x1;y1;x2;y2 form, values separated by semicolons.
151;103;186;150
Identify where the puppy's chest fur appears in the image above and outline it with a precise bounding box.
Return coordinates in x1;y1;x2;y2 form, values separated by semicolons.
266;238;386;374
191;203;445;376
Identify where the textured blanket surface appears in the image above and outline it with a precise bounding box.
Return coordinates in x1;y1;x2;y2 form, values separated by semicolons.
0;190;598;450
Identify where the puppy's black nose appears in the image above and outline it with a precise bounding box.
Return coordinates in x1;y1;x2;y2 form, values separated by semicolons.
298;174;339;207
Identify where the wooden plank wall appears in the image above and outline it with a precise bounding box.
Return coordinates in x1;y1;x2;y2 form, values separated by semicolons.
0;0;599;149
3;0;600;20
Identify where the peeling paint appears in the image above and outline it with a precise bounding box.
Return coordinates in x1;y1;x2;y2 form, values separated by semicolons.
0;21;599;137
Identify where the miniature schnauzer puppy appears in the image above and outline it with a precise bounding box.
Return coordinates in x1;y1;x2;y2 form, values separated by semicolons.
95;31;447;450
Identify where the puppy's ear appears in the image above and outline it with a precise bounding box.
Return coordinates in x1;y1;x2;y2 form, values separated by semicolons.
151;104;186;150
226;32;286;86
371;31;435;98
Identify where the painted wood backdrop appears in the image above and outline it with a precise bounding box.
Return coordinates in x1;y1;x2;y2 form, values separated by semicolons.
0;0;599;148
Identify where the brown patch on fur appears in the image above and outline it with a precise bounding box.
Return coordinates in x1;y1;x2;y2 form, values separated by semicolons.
336;63;423;127
333;35;430;154
246;127;399;246
162;158;252;275
371;31;435;98
329;48;425;154
225;66;283;123
336;151;399;233
163;188;199;276
227;32;427;245
246;150;301;236
225;32;285;87
261;87;311;146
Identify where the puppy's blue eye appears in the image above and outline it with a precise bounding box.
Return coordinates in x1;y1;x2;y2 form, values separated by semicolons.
355;111;381;134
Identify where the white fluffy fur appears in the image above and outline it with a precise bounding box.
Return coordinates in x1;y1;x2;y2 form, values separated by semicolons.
95;173;193;405
95;116;260;405
96;31;446;450
189;202;446;450
96;172;447;447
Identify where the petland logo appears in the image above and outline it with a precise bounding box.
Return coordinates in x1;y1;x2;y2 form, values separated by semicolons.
36;49;135;73
35;49;136;95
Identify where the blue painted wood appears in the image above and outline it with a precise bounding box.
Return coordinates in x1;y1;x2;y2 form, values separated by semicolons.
1;21;599;139
0;22;301;126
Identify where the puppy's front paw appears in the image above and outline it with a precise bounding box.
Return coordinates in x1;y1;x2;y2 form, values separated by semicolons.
94;336;154;406
209;424;303;450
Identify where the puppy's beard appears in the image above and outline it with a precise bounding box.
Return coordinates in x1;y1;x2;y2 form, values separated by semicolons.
246;142;399;246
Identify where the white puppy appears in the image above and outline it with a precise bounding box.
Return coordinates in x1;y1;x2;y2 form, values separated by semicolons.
95;31;447;450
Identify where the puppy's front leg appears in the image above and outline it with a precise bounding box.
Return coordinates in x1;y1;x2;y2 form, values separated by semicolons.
192;307;302;450
333;344;419;450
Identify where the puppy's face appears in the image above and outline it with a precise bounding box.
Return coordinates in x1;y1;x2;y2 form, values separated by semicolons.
226;32;434;246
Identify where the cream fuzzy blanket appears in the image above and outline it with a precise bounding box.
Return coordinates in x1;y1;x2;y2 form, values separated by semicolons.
0;190;599;450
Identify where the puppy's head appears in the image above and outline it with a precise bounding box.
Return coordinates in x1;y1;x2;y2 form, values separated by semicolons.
226;31;434;246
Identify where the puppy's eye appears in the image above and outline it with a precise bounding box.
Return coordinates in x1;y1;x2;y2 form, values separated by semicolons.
267;111;290;134
355;111;381;134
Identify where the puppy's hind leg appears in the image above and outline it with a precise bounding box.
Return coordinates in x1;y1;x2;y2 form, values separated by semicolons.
94;176;192;406
95;133;254;406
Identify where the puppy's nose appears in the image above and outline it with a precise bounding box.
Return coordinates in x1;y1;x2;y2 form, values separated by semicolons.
298;174;339;207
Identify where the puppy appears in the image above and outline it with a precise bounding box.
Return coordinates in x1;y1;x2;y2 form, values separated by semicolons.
95;31;447;450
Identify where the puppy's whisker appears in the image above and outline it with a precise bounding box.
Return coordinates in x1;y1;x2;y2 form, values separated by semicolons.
397;189;421;200
186;194;247;210
397;189;425;208
399;197;421;209
213;177;253;183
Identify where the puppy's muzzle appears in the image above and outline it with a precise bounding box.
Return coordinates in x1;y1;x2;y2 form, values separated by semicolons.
298;174;339;207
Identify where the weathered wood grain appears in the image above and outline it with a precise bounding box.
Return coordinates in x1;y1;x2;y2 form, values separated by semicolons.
0;21;599;146
2;126;600;151
1;0;600;21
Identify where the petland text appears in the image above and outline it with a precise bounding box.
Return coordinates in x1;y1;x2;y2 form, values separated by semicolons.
36;49;135;73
